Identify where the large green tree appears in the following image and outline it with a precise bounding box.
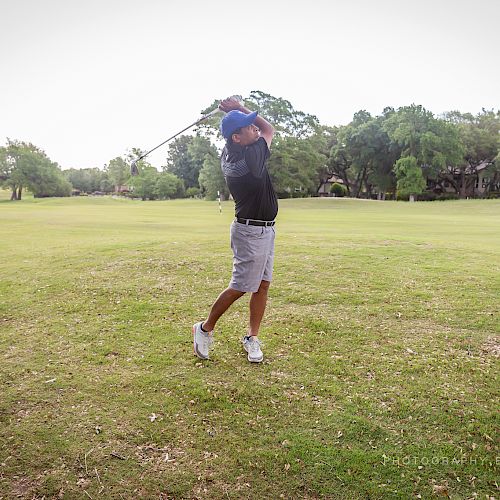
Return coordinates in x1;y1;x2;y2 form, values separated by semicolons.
0;140;39;200
267;135;326;197
307;125;339;194
244;90;320;138
125;147;186;200
64;168;112;193
199;90;321;139
394;156;426;200
383;105;464;196
155;172;185;199
129;164;158;200
164;135;217;189
198;153;228;201
31;162;72;198
0;140;70;199
107;157;130;191
443;109;499;196
485;152;500;194
329;111;398;198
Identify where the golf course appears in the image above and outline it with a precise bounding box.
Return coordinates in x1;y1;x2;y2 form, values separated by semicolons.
0;194;498;499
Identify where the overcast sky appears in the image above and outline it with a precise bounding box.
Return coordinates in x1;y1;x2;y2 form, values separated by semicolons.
1;0;498;169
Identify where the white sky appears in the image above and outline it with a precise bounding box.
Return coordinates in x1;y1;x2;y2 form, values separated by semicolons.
1;0;498;169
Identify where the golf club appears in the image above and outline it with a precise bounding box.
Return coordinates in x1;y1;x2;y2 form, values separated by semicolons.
130;95;242;176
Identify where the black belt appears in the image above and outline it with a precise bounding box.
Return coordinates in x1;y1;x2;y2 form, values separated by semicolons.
236;218;275;227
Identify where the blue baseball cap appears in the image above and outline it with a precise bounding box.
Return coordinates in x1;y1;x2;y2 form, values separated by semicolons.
220;110;258;139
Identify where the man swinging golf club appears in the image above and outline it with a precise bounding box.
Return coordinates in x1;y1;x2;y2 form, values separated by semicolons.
193;96;277;362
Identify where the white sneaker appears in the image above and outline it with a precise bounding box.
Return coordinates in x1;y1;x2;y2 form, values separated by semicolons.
242;335;263;363
193;322;213;360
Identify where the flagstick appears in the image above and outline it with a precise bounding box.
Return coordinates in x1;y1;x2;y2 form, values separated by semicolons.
217;191;222;214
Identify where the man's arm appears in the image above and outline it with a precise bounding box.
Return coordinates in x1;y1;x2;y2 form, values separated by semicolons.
219;97;275;148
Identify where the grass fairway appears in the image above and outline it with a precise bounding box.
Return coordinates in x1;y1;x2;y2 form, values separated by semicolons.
0;195;499;499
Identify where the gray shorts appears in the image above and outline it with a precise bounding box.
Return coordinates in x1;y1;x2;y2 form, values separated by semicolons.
229;221;276;293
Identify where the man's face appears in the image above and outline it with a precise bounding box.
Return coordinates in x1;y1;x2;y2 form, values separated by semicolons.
232;124;260;146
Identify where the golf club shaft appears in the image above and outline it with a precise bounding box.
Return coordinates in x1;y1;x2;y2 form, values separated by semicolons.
134;107;220;163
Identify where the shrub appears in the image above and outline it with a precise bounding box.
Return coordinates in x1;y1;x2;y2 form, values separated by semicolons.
186;187;200;198
398;191;460;202
330;182;347;197
417;191;437;201
437;193;459;201
277;191;291;199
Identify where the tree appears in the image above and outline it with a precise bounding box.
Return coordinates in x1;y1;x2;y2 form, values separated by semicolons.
383;105;434;158
164;136;192;186
198;90;321;140
327;130;353;196
367;114;399;199
306;125;339;194
99;176;114;193
155;172;185;199
188;136;219;187
484;152;500;194
244;91;320;138
107;157;130;191
64;168;90;192
198;152;228;200
64;167;110;193
0;140;70;199
0;140;39;200
129;164;158;200
330;112;398;198
443;109;499;196
267;135;325;197
420;119;464;188
394;156;426;200
31;164;72;198
164;134;217;189
0;147;10;183
383;105;464;197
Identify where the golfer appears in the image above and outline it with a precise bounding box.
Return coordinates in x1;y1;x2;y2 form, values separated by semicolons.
193;97;277;362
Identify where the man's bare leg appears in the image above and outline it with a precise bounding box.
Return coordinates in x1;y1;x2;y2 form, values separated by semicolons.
248;280;270;336
202;287;245;332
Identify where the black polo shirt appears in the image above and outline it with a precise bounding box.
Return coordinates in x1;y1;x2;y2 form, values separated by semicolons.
220;137;278;221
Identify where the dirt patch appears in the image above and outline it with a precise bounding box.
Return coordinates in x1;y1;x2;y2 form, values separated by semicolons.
10;476;36;498
482;336;500;357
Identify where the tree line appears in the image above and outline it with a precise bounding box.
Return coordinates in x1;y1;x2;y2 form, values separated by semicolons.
1;91;498;201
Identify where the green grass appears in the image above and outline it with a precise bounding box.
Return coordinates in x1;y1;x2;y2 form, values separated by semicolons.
0;193;499;499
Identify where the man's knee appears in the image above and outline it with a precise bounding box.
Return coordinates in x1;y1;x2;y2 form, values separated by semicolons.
227;287;246;299
257;280;271;293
